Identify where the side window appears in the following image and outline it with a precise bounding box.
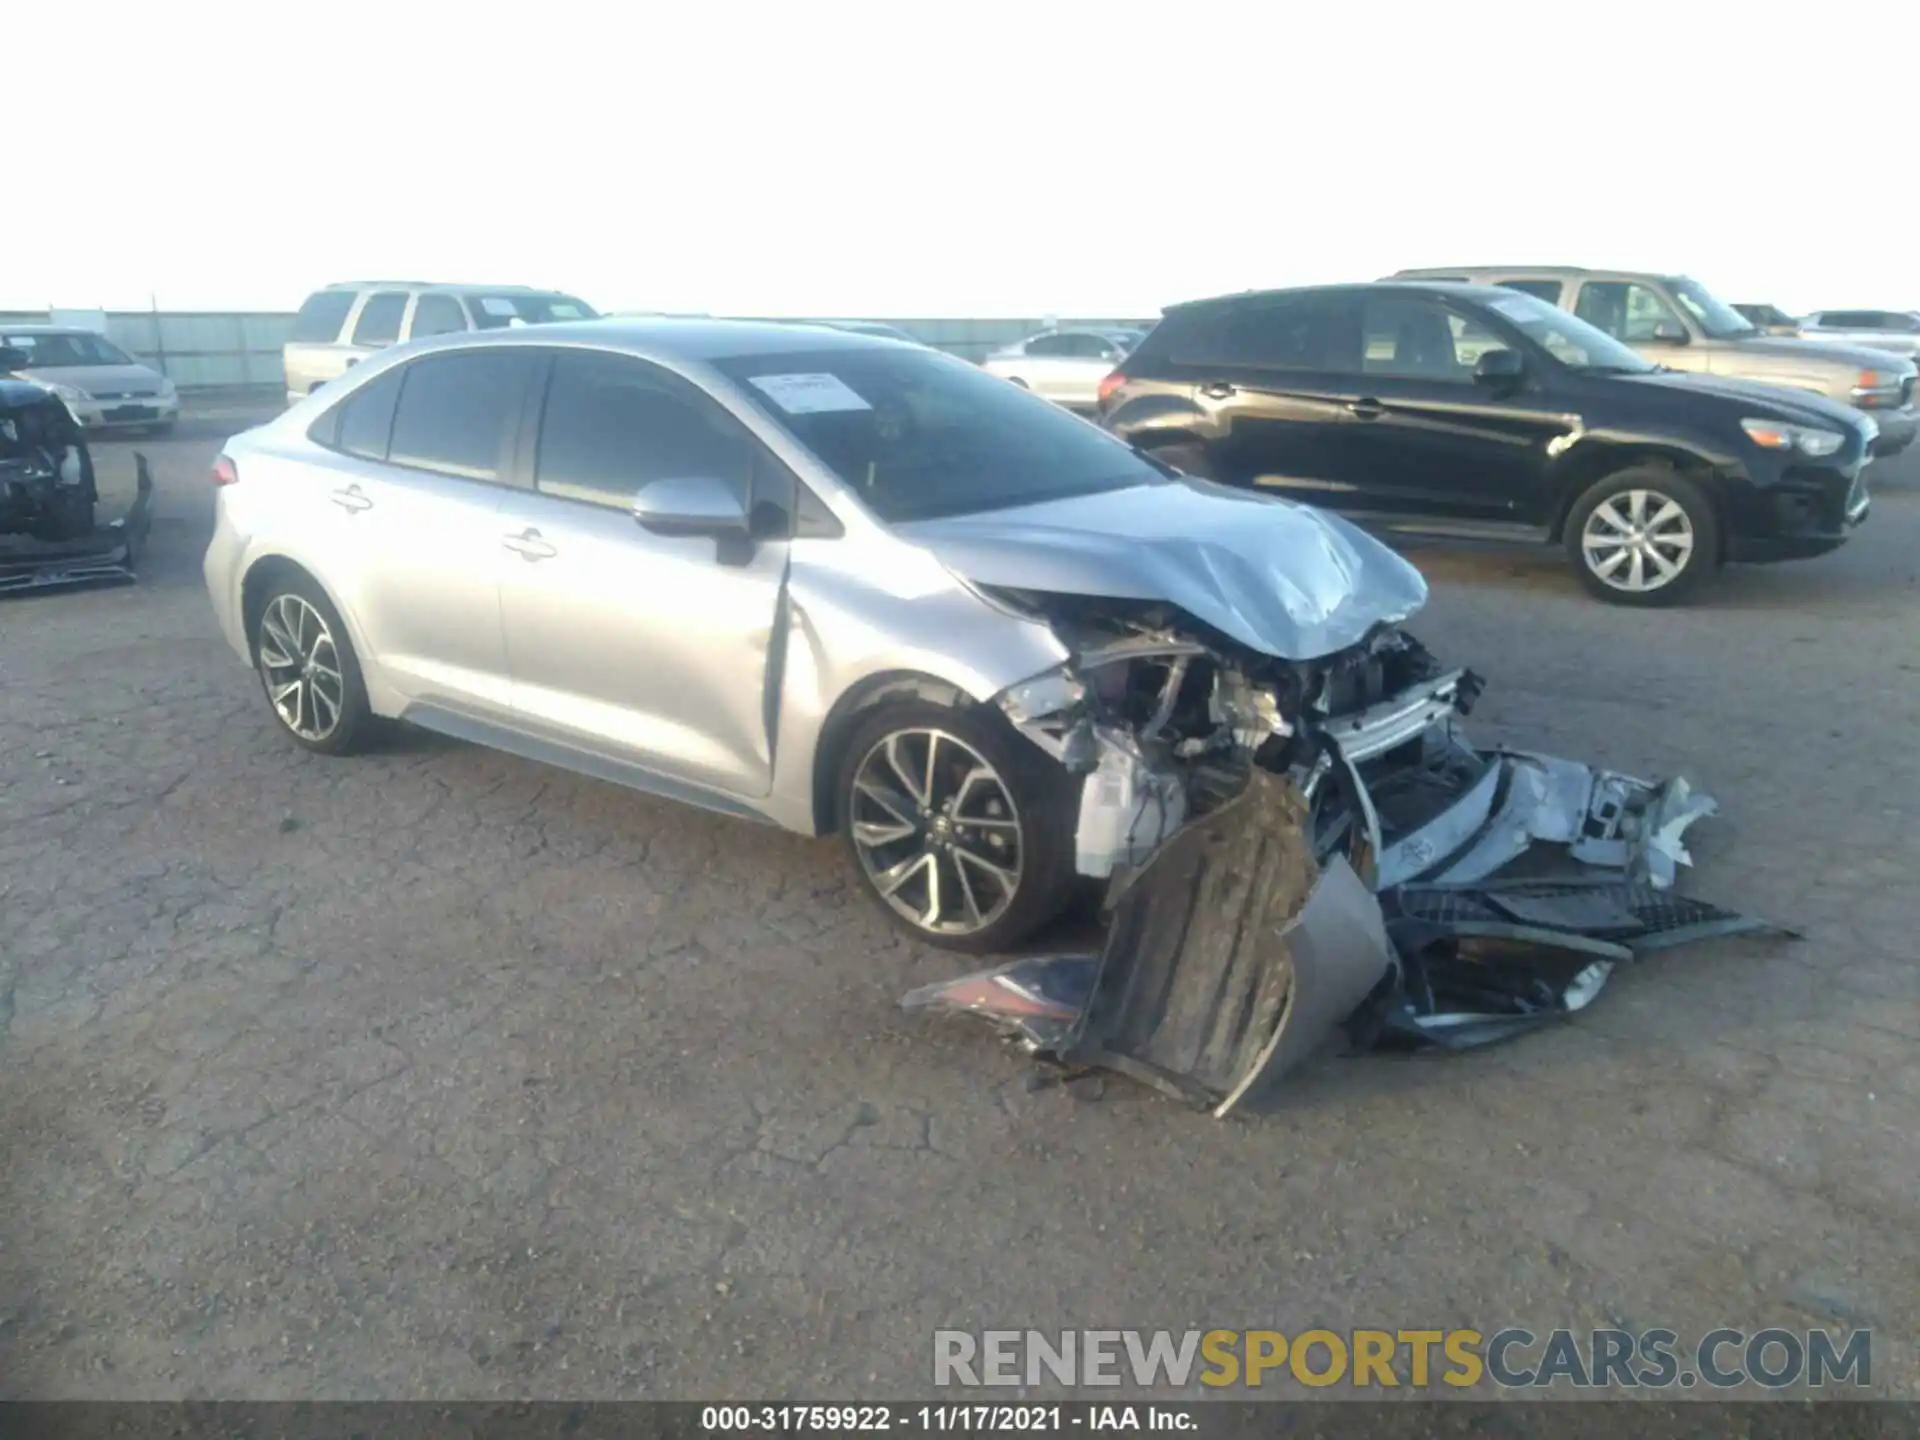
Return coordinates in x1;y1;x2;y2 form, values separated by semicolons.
534;351;756;511
408;294;468;339
1024;334;1074;357
291;290;356;344
1889;314;1920;334
309;365;405;459
1178;295;1361;372
1574;282;1683;343
386;351;532;481
350;291;409;347
1496;279;1565;304
1361;296;1481;381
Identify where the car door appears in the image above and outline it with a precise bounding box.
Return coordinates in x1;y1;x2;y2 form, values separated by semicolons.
1169;291;1370;509
405;292;470;341
301;349;532;714
1342;293;1562;527
344;290;412;371
494;349;790;798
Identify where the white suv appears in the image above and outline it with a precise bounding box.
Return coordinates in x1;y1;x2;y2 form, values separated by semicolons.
281;282;597;403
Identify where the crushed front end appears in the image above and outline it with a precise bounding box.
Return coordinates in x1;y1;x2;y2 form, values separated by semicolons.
906;597;1779;1113
0;376;152;595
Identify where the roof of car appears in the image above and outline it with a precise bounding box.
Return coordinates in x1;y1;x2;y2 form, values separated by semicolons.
1165;280;1511;311
406;316;913;362
1391;265;1676;282
317;281;581;295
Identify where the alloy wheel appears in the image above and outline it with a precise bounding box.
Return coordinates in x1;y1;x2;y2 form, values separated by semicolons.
848;728;1023;937
1580;488;1695;593
257;593;345;742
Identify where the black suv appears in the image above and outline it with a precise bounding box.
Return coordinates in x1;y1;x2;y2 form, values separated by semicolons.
1098;283;1875;604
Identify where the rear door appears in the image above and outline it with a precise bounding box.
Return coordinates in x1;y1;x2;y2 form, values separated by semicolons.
494;349;790;798
1166;291;1369;508
306;349;534;715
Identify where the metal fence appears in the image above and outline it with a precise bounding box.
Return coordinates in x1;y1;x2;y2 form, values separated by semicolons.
0;309;1158;391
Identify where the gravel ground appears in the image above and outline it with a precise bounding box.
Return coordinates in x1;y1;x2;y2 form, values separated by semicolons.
3;411;1919;1401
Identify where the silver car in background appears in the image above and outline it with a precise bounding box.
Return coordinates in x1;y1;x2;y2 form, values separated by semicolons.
0;325;180;434
1796;310;1920;360
203;318;1506;951
981;327;1146;408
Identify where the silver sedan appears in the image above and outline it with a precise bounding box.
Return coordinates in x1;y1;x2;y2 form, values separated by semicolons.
980;327;1145;408
204;319;1441;950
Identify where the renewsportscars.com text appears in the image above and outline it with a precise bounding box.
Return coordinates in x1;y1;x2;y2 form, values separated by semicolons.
932;1327;1872;1391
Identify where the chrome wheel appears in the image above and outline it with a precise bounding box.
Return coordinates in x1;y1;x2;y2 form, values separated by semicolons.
1580;488;1695;593
849;728;1023;937
257;593;345;742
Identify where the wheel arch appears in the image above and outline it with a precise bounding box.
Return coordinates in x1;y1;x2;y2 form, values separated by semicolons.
809;670;972;836
240;554;359;661
1546;444;1730;560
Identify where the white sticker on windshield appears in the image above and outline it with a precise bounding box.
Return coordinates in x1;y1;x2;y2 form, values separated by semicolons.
479;297;519;317
749;372;872;415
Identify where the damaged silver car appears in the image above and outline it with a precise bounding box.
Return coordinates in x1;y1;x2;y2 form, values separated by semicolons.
206;321;1773;1089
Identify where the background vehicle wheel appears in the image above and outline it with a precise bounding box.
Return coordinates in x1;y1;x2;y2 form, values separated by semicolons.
1564;466;1719;606
30;491;94;542
836;700;1078;954
1147;440;1216;481
251;573;375;755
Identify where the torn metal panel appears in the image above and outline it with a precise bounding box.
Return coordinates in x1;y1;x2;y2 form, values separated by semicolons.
0;454;154;596
900;954;1098;1055
1427;750;1719;891
1060;770;1395;1111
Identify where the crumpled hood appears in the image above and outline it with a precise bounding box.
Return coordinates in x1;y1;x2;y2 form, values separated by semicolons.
894;477;1429;660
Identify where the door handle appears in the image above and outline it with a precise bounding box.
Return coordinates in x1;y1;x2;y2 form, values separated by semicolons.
329;484;373;513
1347;399;1385;420
501;527;557;560
1200;381;1236;400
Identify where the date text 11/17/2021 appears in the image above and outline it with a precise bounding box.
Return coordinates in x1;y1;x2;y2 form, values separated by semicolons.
700;1406;1190;1432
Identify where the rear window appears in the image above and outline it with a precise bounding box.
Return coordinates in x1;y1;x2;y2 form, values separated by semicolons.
291;291;356;344
467;293;597;330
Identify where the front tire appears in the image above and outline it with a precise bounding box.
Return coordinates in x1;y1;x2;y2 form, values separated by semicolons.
836;700;1078;953
1564;466;1718;606
251;572;375;755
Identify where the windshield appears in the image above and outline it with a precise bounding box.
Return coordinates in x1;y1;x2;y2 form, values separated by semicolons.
1478;293;1656;373
1669;278;1756;339
714;346;1165;523
467;293;598;330
2;332;138;367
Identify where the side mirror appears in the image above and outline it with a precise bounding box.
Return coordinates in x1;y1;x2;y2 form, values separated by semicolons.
632;474;750;542
1473;348;1525;386
1650;320;1689;344
0;345;31;372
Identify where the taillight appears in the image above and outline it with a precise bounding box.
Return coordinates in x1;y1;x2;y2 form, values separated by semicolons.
1097;369;1127;407
212;455;238;486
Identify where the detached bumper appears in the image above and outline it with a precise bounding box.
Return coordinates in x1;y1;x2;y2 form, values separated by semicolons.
0;455;155;595
909;689;1779;1115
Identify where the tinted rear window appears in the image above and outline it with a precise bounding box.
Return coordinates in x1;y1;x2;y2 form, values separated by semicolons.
387;351;531;482
291;291;356;344
1163;294;1362;371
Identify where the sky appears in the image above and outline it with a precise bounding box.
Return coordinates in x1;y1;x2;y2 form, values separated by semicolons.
11;2;1916;319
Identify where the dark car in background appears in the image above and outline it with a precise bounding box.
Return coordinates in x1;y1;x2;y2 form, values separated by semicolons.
1096;283;1874;605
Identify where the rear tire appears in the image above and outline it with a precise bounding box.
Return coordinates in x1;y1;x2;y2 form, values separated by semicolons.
836;699;1079;954
250;571;376;756
1564;466;1719;606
